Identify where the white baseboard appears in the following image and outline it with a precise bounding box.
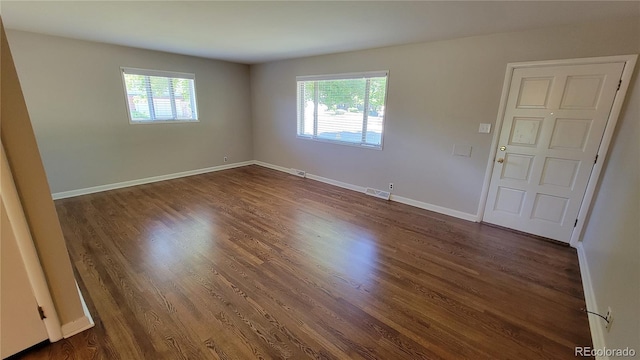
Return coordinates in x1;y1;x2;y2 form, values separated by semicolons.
390;195;478;222
254;161;477;223
52;159;477;223
254;162;365;193
254;161;365;193
252;160;290;174
576;242;609;360
61;315;94;339
61;282;95;339
305;173;366;193
52;161;254;200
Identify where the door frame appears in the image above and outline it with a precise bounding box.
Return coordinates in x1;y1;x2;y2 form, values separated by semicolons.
476;55;637;247
1;142;64;343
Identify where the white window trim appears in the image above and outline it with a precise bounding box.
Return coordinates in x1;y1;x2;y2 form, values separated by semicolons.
296;135;385;151
296;70;388;82
296;70;389;150
121;67;199;124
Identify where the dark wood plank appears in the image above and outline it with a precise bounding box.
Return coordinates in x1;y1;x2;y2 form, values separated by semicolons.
17;165;592;359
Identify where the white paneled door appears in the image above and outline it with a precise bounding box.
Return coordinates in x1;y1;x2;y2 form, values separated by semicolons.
483;61;625;242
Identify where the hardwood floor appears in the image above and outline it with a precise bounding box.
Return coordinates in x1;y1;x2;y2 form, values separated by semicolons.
18;165;592;359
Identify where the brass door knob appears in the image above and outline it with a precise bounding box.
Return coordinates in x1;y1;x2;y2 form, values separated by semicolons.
499;146;506;151
497;158;504;163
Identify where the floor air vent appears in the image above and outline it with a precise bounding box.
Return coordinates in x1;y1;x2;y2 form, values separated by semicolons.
365;187;391;200
290;168;306;178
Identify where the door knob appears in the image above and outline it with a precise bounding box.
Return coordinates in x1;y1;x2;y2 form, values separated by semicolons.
497;158;504;163
499;146;506;151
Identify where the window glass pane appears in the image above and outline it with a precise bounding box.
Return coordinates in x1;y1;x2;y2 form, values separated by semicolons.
149;76;172;119
172;78;196;120
300;82;314;136
296;72;388;148
366;77;386;146
123;74;151;120
122;68;198;122
317;78;366;142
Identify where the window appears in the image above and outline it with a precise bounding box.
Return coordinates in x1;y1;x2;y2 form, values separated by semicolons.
296;71;388;149
121;67;198;123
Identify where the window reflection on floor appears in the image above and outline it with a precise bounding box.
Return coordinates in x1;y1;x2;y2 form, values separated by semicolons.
141;210;216;271
294;210;379;291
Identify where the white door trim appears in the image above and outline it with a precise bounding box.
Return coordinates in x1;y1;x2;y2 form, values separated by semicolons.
1;142;64;342
476;54;638;248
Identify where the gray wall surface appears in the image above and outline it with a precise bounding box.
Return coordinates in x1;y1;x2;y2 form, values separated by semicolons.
250;17;638;216
581;65;639;352
6;30;253;194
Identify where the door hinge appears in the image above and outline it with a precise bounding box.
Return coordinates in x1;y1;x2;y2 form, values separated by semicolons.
617;79;622;91
574;219;578;228
38;306;46;320
594;154;599;164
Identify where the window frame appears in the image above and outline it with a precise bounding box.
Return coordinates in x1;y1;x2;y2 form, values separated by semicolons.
296;71;389;150
121;67;199;124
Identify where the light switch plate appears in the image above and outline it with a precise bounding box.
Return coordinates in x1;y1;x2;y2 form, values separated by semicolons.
479;123;492;134
453;145;472;157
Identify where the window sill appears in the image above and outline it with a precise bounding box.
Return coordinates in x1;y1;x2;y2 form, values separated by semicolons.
296;135;383;150
129;119;200;125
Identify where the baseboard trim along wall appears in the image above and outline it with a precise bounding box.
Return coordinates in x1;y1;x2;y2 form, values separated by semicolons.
389;195;478;222
52;160;478;222
61;282;94;339
253;161;477;222
305;173;367;193
251;161;291;175
576;243;609;360
51;161;254;200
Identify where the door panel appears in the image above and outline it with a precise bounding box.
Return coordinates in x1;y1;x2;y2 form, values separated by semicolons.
483;62;625;242
509;117;543;145
540;158;579;188
501;153;534;181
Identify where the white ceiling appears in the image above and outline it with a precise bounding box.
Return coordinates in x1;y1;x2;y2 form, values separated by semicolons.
2;1;638;64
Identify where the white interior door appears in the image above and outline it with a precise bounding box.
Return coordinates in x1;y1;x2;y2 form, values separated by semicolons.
483;61;625;242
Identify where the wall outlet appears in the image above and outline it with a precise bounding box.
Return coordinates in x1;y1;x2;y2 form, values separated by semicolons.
606;307;613;331
389;183;394;190
224;156;228;162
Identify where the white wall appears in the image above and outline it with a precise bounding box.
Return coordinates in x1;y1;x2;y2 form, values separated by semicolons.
250;17;639;216
6;30;253;193
581;68;639;351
